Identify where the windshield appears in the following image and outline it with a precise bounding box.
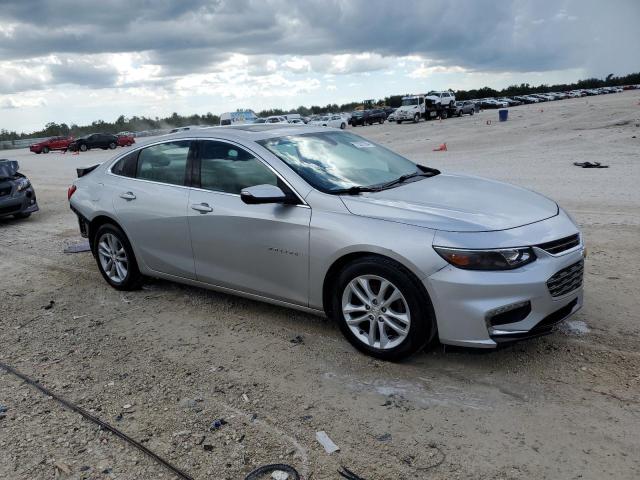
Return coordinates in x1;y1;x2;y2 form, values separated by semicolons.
258;131;420;193
401;97;420;106
351;111;363;117
427;91;438;95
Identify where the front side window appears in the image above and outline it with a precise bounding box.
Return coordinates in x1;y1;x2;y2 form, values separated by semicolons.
136;141;190;185
199;141;277;195
258;131;420;193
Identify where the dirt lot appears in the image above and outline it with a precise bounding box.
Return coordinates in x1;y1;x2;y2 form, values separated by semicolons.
1;92;639;480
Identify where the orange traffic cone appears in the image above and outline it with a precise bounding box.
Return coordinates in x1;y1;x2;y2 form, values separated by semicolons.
433;143;447;152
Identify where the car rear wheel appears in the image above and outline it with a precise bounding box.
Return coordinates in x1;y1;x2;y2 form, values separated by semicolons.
397;120;402;124
340;123;346;129
80;144;88;152
94;224;143;290
413;113;420;123
332;256;436;360
109;142;117;149
42;147;50;154
470;109;474;115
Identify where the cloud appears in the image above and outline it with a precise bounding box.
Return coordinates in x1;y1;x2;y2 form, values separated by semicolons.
0;0;637;80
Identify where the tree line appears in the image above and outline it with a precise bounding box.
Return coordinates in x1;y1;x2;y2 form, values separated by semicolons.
2;71;638;141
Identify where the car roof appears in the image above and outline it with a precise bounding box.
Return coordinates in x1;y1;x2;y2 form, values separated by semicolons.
147;124;332;143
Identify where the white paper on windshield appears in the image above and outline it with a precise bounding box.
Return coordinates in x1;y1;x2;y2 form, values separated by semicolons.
350;141;376;149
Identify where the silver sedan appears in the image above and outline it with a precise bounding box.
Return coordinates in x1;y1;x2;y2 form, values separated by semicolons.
69;125;584;360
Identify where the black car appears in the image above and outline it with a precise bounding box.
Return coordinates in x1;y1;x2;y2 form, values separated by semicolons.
0;159;39;219
68;133;119;152
350;109;386;126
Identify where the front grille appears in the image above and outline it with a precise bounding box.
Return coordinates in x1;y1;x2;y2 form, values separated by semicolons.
537;233;580;255
547;260;584;297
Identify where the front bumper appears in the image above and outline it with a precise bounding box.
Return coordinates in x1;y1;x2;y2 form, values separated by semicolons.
0;187;39;217
424;241;585;348
396;110;419;120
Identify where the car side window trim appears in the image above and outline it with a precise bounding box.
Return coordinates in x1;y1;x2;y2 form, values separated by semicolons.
105;137;309;207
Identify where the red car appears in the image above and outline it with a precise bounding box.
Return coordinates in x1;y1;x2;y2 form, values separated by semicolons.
29;136;74;154
116;134;135;147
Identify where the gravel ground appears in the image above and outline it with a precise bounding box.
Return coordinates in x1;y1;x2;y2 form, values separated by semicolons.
1;91;639;479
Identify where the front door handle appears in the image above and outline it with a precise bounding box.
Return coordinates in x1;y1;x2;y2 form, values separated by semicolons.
191;202;213;213
119;191;136;200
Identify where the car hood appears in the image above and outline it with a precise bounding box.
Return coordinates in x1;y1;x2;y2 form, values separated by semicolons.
397;105;419;112
340;173;558;232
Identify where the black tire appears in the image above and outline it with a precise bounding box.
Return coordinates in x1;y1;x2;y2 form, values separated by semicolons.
13;212;31;219
397;120;402;124
457;110;462;117
379;118;384;124
35;151;41;154
93;223;143;291
441;110;448;120
340;123;346;130
79;144;88;152
470;109;474;115
413;113;420;123
109;142;117;149
331;256;436;361
42;147;50;154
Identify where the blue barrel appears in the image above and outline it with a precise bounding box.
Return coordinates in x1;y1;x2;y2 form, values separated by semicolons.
498;109;509;121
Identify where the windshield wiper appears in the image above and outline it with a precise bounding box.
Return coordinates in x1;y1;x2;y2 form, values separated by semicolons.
376;171;429;190
330;185;382;195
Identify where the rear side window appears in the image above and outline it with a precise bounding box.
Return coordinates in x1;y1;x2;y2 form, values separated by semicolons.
111;151;138;178
199;141;277;195
136;141;190;186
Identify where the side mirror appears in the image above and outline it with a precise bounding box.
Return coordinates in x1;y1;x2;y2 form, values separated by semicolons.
240;184;295;205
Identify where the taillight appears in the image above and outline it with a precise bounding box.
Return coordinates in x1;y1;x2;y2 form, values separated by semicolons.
67;185;77;200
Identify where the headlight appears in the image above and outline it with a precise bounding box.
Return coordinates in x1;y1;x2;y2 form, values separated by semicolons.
16;178;31;192
433;246;536;271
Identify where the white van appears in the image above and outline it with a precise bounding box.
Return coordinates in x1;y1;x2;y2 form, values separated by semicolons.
219;110;258;126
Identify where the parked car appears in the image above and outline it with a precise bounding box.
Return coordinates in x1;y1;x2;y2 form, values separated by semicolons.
308;115;347;129
117;134;136;147
69;126;585;360
0;159;39;219
350;109;385;126
288;119;305;125
68;133;119;152
454;101;475;116
265;116;289;124
29;135;74;154
425;91;456;108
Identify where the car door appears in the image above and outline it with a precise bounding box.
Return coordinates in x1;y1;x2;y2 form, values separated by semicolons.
110;140;196;279
187;139;311;306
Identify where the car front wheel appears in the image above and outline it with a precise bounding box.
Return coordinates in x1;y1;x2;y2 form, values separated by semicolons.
80;144;88;152
94;224;143;290
332;256;436;360
42;147;50;153
109;142;117;149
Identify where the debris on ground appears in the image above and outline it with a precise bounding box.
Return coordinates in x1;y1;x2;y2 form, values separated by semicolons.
561;320;591;335
316;431;340;454
54;461;72;475
42;300;55;310
63;241;91;253
338;466;368;480
209;418;228;431
432;143;448;151
376;433;392;442
290;335;304;345
244;464;300;480
573;161;609;168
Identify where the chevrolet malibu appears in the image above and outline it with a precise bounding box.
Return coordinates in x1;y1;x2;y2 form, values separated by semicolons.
68;125;584;360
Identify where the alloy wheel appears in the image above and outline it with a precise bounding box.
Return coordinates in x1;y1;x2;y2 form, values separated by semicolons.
341;275;411;350
97;233;129;284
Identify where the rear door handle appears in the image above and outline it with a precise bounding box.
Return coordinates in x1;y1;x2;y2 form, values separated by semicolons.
119;191;136;200
191;202;213;213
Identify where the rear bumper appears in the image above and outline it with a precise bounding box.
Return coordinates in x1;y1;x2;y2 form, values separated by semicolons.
424;242;585;348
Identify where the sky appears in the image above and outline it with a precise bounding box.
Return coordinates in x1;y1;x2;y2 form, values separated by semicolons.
1;0;638;132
